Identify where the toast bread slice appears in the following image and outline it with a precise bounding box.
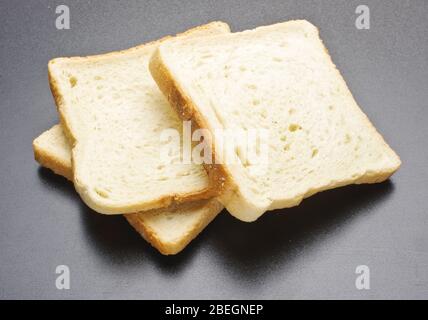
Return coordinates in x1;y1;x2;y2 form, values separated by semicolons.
150;20;401;222
48;22;230;214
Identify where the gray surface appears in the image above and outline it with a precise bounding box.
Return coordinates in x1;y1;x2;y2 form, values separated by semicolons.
0;0;427;300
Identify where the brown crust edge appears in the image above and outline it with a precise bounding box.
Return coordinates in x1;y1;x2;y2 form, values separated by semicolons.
33;140;73;182
124;199;222;255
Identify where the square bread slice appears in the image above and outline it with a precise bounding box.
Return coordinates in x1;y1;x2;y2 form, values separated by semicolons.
150;20;401;222
33;125;223;255
48;22;230;215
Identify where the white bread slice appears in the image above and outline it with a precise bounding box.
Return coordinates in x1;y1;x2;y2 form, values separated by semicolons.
48;22;230;215
33;125;223;255
150;20;401;222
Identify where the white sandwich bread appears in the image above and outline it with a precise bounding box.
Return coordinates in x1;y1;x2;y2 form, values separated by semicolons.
150;20;401;222
33;125;223;255
48;22;230;215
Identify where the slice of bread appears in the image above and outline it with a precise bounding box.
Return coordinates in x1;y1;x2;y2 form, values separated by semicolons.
33;125;223;255
150;20;401;222
48;22;230;215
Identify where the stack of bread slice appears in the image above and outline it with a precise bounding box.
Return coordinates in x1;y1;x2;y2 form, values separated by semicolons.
33;20;400;255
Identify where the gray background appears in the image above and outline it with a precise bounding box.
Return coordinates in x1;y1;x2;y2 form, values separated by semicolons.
1;0;427;299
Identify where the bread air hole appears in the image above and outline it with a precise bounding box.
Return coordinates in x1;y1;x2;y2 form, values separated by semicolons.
311;149;319;158
288;124;301;132
94;187;110;199
235;147;249;167
69;76;77;88
345;134;352;144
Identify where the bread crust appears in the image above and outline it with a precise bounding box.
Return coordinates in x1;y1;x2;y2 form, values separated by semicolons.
47;22;230;215
33;139;73;181
149;20;401;222
124;199;222;255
